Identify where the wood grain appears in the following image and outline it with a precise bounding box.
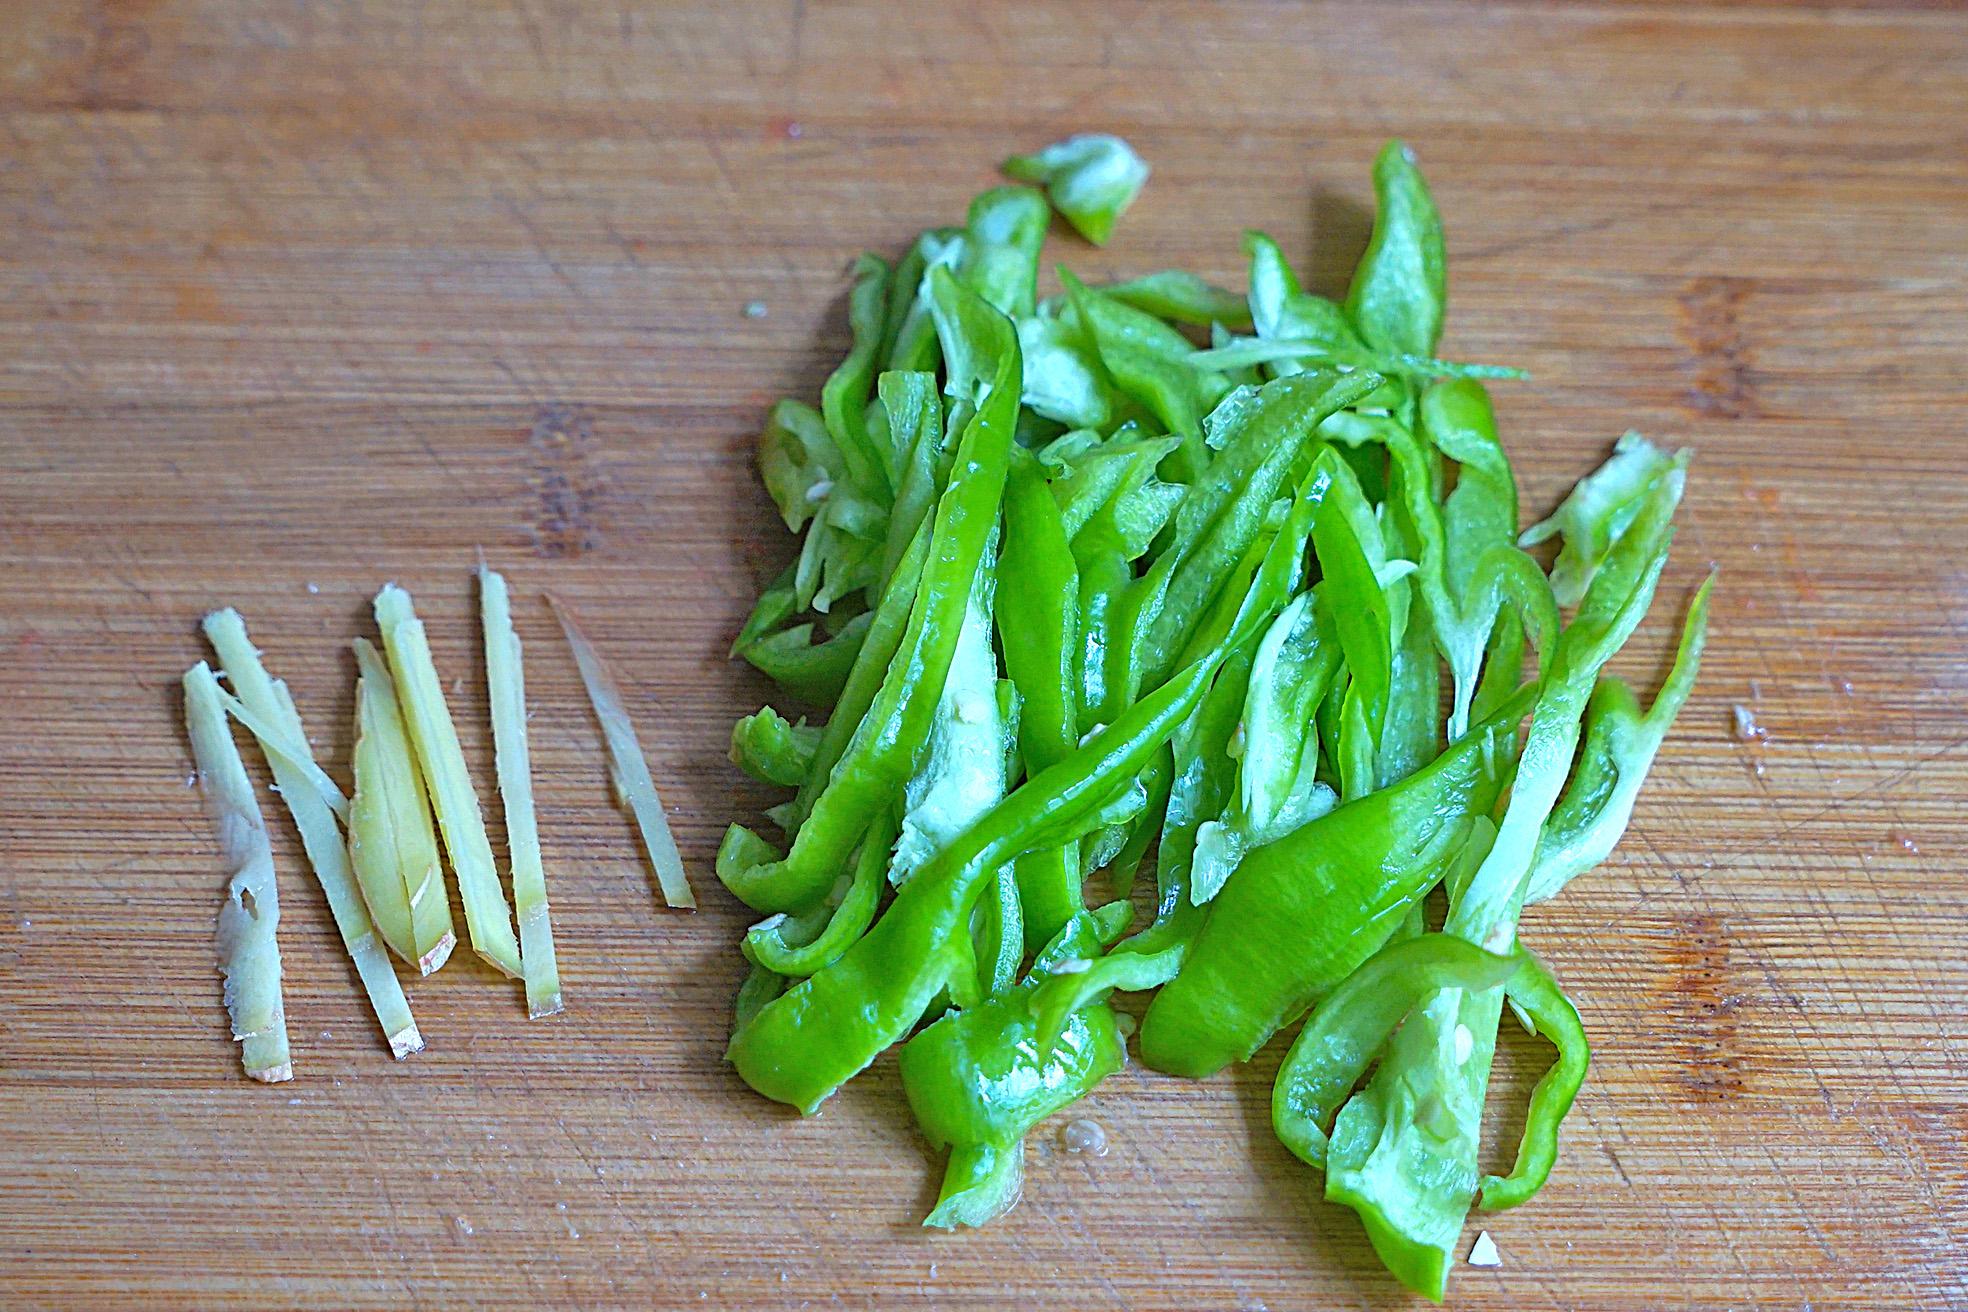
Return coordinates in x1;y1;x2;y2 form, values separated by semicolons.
3;3;1965;1308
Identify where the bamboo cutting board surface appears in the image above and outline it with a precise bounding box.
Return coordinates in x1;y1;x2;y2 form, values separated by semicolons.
3;3;1965;1308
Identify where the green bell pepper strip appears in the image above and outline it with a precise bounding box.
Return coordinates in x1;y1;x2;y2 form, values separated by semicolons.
1245;229;1371;377
717;270;1018;914
1027;585;1263;1044
1525;573;1712;905
1017;307;1116;431
729;441;1340;1111
1520;431;1683;608
902;908;1130;1227
1098;270;1252;330
1388;381;1559;741
876;371;945;590
743;808;898;979
972;860;1025;1000
1379;480;1446;787
820;252;898;498
1273;930;1518;1170
1089;508;1272;898
734;961;786;1030
1062;269;1232;480
788;518;929;828
999;449;1085;951
1190;588;1343;904
1325;456;1688;1298
1450;449;1688;949
729;707;819;787
1134;682;1534;1080
957;186;1050;320
792;488;884;615
757;398;849;534
1479;946;1590;1211
732;564;799;655
1345;139;1447;360
1003;133;1149;247
1308;446;1411;797
885;228;965;374
1071;532;1134;736
891;533;1007;885
1050;434;1184;549
1088;741;1170;902
1190;337;1524;382
736;615;871;705
1139;371;1387;689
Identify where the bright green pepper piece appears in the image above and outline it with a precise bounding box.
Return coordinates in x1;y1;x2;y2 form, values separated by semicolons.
1063;269;1232;479
736;611;871;704
1098;270;1252;329
1520;431;1683;607
821;253;898;498
1309;446;1415;797
1324;454;1688;1299
743;809;897;979
876;371;945;589
957;186;1050;319
901;909;1129;1227
999;450;1085;951
1139;371;1386;689
1525;574;1712;904
1003;133;1149;247
891;529;1006;885
1273;929;1518;1170
729;707;819;787
885;228;965;374
1478;946;1590;1210
718;269;1018;914
1189;587;1342;902
1134;683;1533;1080
1345;139;1447;359
1017;307;1115;430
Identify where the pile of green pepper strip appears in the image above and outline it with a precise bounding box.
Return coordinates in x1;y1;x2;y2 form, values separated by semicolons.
722;133;1710;1300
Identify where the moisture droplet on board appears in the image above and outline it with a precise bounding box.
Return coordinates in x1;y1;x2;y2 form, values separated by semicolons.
1060;1118;1108;1156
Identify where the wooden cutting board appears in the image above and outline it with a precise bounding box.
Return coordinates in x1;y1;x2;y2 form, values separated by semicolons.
3;3;1963;1308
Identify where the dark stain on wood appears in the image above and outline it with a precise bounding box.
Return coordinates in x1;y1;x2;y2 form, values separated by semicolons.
527;403;604;558
1679;275;1758;419
1670;909;1746;1101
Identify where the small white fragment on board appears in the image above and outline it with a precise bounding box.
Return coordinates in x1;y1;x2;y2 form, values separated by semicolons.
1468;1231;1501;1267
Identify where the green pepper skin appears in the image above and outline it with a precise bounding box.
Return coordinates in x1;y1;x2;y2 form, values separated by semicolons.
1345;139;1447;360
737;611;871;704
729;707;819;788
1003;133;1149;247
718;269;1018;914
820;253;898;499
1325;455;1688;1300
1524;574;1712;904
742;809;898;979
1141;371;1381;687
901;911;1127;1227
999;449;1085;951
1135;684;1533;1079
1272;932;1518;1170
1099;270;1252;329
789;519;928;828
1479;947;1590;1210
